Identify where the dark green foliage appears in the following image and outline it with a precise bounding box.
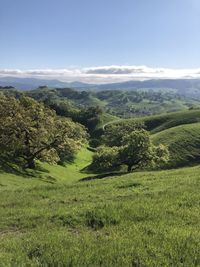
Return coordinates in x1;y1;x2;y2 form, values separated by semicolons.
43;98;103;133
77;106;103;132
44;98;80;120
91;146;120;171
0;95;87;168
89;138;102;148
119;130;153;171
108;109;200;169
91;124;169;172
102;121;144;146
95;89;187;117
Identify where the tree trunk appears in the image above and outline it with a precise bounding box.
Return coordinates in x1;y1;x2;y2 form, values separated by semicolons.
26;158;36;169
127;165;132;172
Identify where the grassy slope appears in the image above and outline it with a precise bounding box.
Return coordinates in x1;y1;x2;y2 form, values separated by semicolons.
0;148;93;190
94;89;200;117
143;110;200;168
96;113;119;129
1;110;200;266
122;109;200;133
152;123;200;168
26;87;200;118
109;109;200;168
1;164;200;266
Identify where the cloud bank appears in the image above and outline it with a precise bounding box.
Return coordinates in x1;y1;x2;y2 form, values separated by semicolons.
1;66;200;83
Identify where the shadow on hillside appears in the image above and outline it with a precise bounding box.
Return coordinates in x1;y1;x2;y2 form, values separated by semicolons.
0;158;49;179
80;171;128;181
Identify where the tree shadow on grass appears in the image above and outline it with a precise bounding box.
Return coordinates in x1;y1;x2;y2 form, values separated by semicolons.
0;158;54;183
80;171;128;181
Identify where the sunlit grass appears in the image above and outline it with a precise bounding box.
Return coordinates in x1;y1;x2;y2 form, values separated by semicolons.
1;162;200;266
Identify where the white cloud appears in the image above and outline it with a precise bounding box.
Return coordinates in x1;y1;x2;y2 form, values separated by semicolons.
1;66;200;83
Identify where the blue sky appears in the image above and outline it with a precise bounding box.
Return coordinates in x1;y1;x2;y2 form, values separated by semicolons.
1;0;200;82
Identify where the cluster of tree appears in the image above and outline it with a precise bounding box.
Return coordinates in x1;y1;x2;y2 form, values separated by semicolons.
0;87;104;134
95;89;184;117
2;86;199;120
90;122;169;172
25;86;200;119
44;99;103;132
0;96;87;169
27;87;93;106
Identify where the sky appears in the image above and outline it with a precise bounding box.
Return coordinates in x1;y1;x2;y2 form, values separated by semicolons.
1;0;200;83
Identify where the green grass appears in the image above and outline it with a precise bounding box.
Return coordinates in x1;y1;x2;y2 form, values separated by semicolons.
0;147;93;190
1;109;200;266
96;113;119;130
152;122;200;168
91;113;120;139
108;109;200;169
120;109;200;134
1;157;200;266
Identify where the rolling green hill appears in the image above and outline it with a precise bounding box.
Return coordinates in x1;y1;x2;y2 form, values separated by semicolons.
140;110;200;168
2;86;200;119
152;123;200;168
25;87;200;118
1;107;200;265
1;156;200;266
1;89;200;266
141;109;200;133
122;109;200;134
0;147;93;190
107;109;200;168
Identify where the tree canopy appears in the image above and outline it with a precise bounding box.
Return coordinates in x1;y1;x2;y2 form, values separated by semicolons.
0;96;87;169
91;123;169;172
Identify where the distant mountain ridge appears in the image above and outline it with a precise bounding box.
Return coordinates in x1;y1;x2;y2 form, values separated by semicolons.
0;77;91;90
1;76;200;92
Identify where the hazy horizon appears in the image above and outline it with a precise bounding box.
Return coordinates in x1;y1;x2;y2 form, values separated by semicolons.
1;0;200;78
1;65;200;84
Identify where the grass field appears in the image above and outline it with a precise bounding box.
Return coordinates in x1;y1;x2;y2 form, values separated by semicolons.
1;148;200;266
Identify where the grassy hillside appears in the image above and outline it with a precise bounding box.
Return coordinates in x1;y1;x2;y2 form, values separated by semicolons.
1;93;200;266
26;87;200;118
119;109;200;133
107;109;200;168
95;89;199;117
2;86;200;120
1;161;200;266
0;148;93;190
152;123;200;168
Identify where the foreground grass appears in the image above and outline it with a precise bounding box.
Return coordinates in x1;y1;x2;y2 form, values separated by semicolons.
0;158;200;266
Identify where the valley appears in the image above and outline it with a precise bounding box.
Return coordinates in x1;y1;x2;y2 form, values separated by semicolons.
0;85;200;266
